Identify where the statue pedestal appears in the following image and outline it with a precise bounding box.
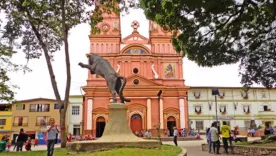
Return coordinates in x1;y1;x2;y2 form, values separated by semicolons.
67;103;161;153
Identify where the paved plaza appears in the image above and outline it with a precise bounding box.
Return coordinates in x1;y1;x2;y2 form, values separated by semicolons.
8;136;261;156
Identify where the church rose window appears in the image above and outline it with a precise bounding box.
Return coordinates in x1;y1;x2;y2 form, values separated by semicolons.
133;79;140;85
125;48;147;55
133;68;139;74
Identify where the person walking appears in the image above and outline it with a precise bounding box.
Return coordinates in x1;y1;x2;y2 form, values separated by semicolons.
210;122;220;154
16;128;26;151
221;121;231;154
46;118;60;156
173;127;178;146
206;127;212;153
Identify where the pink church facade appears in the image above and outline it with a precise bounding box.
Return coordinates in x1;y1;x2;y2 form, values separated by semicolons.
82;8;189;137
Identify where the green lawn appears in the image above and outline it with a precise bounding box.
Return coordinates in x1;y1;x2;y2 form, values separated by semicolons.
0;145;182;156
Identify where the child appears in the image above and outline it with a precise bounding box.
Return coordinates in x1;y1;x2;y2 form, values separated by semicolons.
25;136;31;151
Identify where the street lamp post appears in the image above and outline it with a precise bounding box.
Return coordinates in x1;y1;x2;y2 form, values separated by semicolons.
212;88;219;130
157;90;162;144
233;102;238;126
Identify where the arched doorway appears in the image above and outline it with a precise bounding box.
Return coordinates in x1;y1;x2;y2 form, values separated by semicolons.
96;117;106;137
167;116;176;136
130;114;142;135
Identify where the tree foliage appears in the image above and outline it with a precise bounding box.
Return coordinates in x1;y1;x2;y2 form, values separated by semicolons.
140;0;276;88
0;0;99;147
0;46;16;102
0;0;136;147
0;42;30;102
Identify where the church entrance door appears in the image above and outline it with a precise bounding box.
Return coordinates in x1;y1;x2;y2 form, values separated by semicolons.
96;117;106;137
167;116;176;136
130;114;142;136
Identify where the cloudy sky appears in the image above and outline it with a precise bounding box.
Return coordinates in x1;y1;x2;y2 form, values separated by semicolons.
9;9;244;100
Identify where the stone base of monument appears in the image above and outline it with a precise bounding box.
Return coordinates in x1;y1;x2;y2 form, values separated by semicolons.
66;103;161;153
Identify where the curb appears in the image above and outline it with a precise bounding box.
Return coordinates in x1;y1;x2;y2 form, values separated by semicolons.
178;147;188;156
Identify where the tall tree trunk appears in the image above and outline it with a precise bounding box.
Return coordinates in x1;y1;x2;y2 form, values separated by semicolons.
59;107;67;148
26;7;69;148
26;11;62;104
60;0;71;148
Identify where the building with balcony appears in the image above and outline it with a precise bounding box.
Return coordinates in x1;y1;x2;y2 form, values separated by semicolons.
188;87;276;133
66;95;83;136
11;98;60;144
0;103;12;139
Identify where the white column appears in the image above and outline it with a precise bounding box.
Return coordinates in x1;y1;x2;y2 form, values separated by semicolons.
179;98;185;128
160;99;164;129
87;99;93;130
147;98;152;129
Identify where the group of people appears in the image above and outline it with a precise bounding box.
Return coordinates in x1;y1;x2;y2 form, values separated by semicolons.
134;130;152;138
206;122;275;155
0;118;59;156
67;133;96;142
264;123;275;136
206;121;232;155
5;118;59;156
13;128;33;151
247;123;274;137
165;128;200;137
0;135;11;152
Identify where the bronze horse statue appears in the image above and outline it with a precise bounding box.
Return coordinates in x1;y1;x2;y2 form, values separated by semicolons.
79;54;130;103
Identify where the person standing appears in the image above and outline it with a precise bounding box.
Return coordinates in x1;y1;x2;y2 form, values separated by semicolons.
221;121;231;154
210;122;220;154
173;127;178;146
264;123;271;136
270;125;274;135
67;133;72;142
13;135;18;151
16;128;26;151
46;118;60;156
206;127;212;153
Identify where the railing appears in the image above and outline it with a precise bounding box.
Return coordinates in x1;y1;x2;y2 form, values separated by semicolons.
36;122;48;126
0;111;12;115
13;123;28;126
259;110;274;113
29;108;49;112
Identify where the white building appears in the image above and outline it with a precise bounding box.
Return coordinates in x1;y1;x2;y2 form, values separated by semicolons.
67;95;83;135
188;87;276;131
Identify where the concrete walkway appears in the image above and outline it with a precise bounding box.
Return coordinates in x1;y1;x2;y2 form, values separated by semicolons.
164;141;231;156
163;136;261;156
9;144;61;152
9;136;261;156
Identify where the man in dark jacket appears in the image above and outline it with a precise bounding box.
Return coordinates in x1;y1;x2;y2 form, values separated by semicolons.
16;128;27;151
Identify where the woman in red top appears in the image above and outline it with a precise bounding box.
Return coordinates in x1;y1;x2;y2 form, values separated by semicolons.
87;135;92;140
67;133;72;142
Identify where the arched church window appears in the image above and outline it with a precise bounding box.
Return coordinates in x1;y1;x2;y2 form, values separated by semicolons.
125;48;147;55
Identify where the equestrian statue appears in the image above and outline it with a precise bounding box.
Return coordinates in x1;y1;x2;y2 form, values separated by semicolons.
78;53;130;103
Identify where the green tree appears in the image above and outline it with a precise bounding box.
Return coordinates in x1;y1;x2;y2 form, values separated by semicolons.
0;0;135;148
140;0;276;88
0;46;15;102
0;45;29;102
